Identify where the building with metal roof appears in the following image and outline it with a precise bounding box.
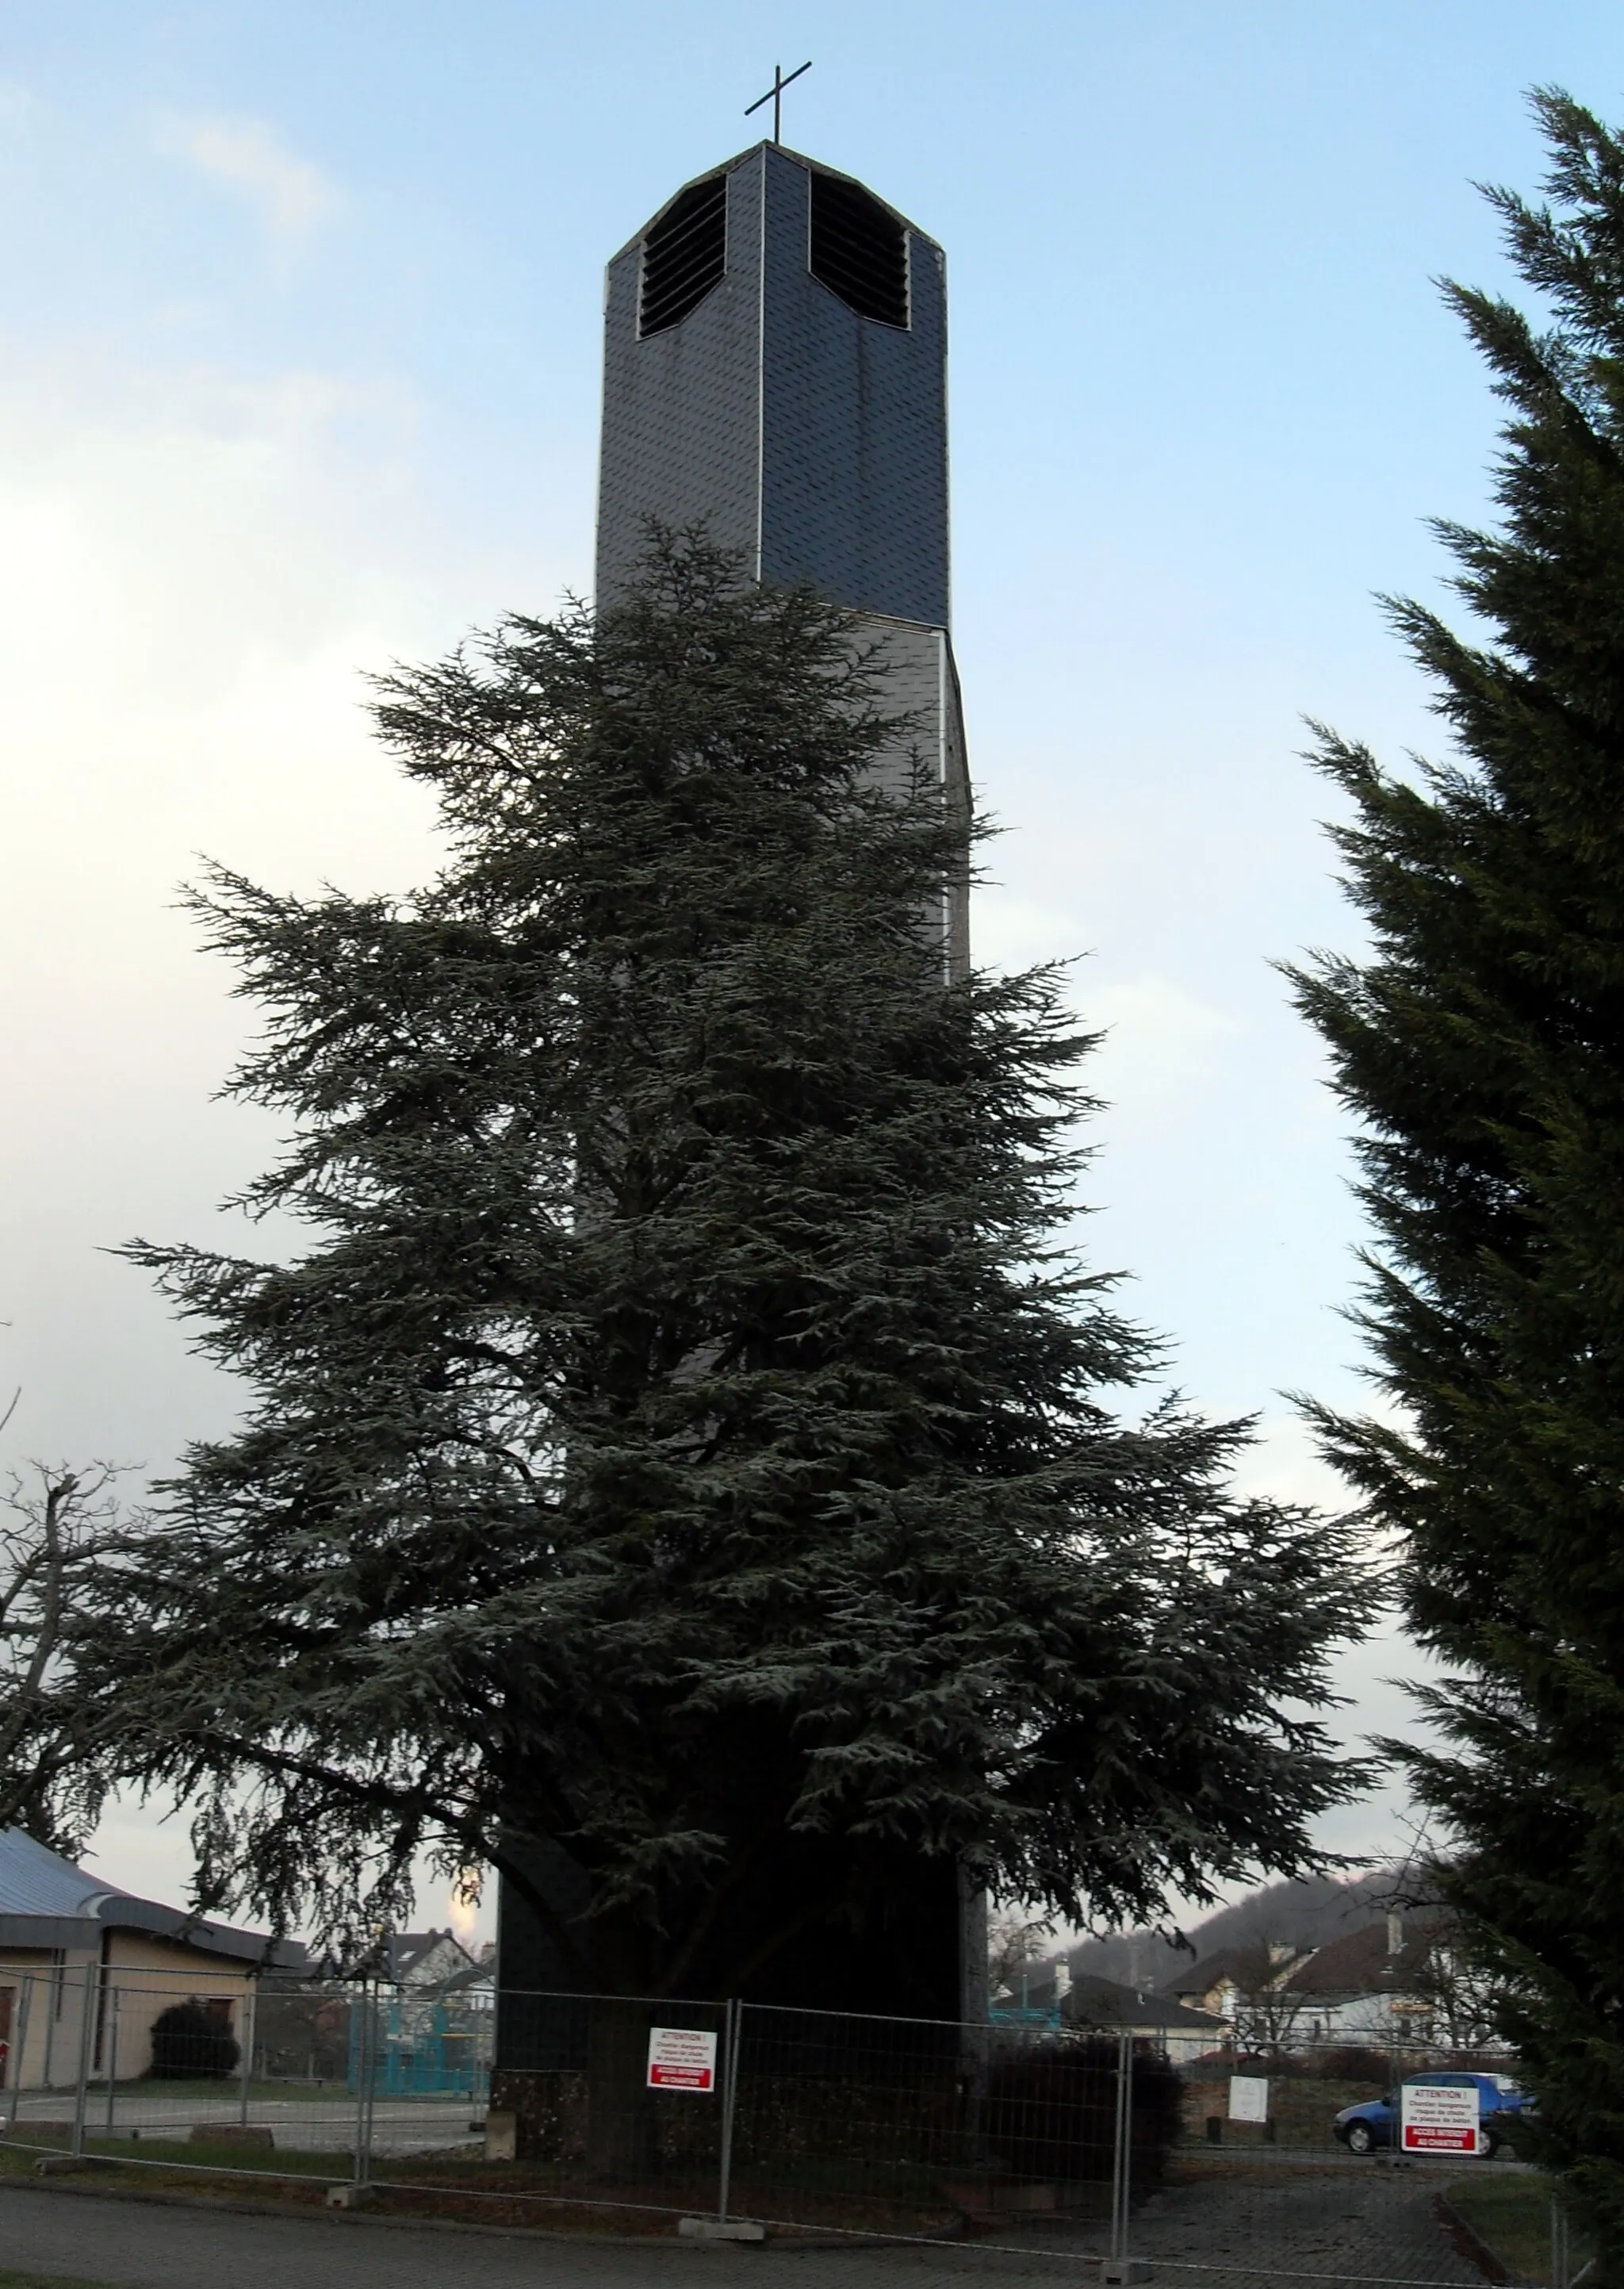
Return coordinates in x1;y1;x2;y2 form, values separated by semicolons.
0;1827;302;2094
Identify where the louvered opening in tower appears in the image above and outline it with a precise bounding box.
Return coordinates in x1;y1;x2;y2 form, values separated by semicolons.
809;172;909;328
639;174;727;339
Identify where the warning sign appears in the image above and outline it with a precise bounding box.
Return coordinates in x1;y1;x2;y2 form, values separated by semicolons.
646;2026;718;2093
1400;2082;1480;2155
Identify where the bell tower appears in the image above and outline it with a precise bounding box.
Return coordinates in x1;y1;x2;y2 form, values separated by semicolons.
596;140;969;974
495;145;982;2030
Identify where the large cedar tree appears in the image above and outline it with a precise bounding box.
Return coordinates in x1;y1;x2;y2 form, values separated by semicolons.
105;540;1367;1991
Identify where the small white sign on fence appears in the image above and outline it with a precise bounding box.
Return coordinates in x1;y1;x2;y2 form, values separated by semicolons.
646;2025;718;2093
1400;2080;1480;2155
1228;2075;1270;2124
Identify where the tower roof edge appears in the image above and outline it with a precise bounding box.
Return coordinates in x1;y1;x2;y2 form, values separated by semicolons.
605;144;938;270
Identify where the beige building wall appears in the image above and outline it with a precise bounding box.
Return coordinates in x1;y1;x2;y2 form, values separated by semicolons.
0;1937;255;2090
0;1950;75;2092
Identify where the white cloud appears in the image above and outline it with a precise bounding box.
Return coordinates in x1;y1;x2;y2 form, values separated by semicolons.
1086;972;1247;1129
0;349;533;1470
0;305;578;1934
158;114;338;264
79;1793;496;1950
1231;1412;1354;1513
971;883;1248;1136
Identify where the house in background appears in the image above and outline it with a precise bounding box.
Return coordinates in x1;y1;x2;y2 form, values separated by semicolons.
1163;1941;1310;2023
1283;1912;1484;2048
1160;1911;1503;2057
0;1827;302;2091
371;1927;495;2097
1061;1973;1229;2063
996;1955;1228;2061
386;1929;486;1991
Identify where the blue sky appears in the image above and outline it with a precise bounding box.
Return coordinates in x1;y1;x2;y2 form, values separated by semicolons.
2;0;1621;1935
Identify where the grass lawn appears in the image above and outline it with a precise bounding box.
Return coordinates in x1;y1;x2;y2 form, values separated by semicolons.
1443;2172;1585;2284
0;2126;979;2241
0;2133;337;2188
1179;2077;1388;2150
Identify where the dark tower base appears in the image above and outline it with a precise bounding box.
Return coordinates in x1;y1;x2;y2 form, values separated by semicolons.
496;1835;982;2020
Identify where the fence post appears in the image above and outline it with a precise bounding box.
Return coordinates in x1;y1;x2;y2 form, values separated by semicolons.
40;1961;56;2092
103;1989;119;2132
5;1974;32;2133
1109;2028;1134;2271
239;1985;256;2128
70;1969;94;2157
352;1978;376;2186
1552;2194;1571;2289
718;1999;741;2226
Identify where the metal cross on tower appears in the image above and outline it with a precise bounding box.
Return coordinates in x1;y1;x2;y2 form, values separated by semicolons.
745;59;812;144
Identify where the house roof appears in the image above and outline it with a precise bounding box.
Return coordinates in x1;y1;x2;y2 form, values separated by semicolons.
0;1827;115;1919
1063;1973;1228;2036
1285;1916;1446;1998
0;1827;302;1968
386;1929;481;1984
435;1958;496;1998
1162;1949;1277;2000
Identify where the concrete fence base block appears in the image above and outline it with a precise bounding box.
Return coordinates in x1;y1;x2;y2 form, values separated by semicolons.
680;2218;768;2241
1100;2264;1154;2284
35;2156;106;2176
326;2183;378;2209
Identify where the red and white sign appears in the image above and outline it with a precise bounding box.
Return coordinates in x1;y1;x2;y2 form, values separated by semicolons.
646;2026;718;2093
1400;2082;1480;2155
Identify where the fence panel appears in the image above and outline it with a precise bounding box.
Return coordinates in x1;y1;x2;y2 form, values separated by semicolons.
1;1965;377;2191
471;1988;729;2225
1120;2028;1557;2287
725;2003;1128;2244
0;1969;1584;2283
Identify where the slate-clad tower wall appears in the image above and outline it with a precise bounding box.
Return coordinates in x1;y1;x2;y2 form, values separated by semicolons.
599;143;949;624
596;140;969;977
596;155;768;596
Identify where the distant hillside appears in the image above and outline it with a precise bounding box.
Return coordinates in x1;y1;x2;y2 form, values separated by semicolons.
1064;1872;1399;1991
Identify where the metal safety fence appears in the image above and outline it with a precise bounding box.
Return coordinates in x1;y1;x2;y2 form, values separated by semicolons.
486;1992;1128;2245
0;1972;1594;2283
0;1962;493;2191
1143;2034;1588;2289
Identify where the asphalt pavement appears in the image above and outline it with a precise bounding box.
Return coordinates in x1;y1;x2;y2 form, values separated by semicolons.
0;2159;1496;2289
3;2183;1052;2288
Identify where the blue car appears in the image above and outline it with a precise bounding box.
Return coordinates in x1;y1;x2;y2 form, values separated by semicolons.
1333;2071;1531;2159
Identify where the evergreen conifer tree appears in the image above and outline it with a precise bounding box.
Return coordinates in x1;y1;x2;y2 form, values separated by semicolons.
1289;90;1624;2262
98;539;1367;1996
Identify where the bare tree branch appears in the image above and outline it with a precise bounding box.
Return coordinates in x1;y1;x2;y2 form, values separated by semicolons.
0;1464;126;1854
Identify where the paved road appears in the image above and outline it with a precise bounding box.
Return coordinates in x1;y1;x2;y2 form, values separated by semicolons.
0;2185;1064;2289
0;2161;1497;2289
1125;2158;1493;2285
10;2093;478;2157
